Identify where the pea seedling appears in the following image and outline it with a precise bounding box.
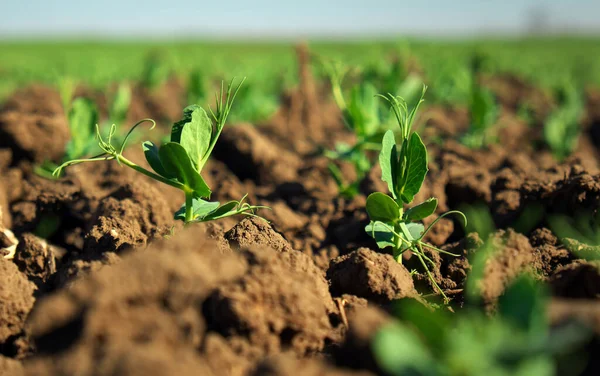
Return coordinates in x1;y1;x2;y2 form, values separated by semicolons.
461;53;499;149
322;61;387;197
54;79;265;224
365;87;466;302
35;97;99;178
543;79;583;160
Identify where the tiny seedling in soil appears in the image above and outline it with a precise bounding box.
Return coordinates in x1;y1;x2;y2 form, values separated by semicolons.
543;80;583;161
187;69;207;106
35;96;99;179
373;273;589;376
36;83;132;179
460;53;499;149
54;79;266;224
365;86;466;303
322;61;389;198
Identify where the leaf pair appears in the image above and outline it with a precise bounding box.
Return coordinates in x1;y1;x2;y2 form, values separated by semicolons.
65;97;99;160
343;82;380;137
366;193;438;223
174;195;264;223
365;193;437;251
379;129;428;204
142;105;214;199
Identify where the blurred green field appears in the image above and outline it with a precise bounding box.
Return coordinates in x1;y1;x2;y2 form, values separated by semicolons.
1;37;599;102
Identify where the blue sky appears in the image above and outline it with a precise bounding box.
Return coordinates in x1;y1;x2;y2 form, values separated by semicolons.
1;0;599;38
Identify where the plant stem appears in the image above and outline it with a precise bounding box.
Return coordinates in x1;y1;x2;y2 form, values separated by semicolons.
115;154;185;191
185;191;194;223
393;223;403;264
414;244;449;304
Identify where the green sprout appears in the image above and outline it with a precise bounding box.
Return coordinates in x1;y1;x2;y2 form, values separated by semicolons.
543;80;583;160
373;274;589;376
36;82;132;179
365;87;466;303
140;51;170;90
35;97;99;179
54;79;266;224
322;61;388;198
461;53;499;149
109;82;132;128
187;69;207;106
227;77;280;124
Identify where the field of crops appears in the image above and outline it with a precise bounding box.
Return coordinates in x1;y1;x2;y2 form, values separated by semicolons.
1;38;600;376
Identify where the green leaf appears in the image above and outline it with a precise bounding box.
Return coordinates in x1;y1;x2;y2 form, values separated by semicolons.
345;82;379;137
379;130;398;199
399;222;424;252
171;104;200;144
175;198;220;221
158;142;211;198
365;221;395;249
372;323;434;375
405;198;438;222
180;106;213;172
66;97;98;159
498;275;548;337
395;299;450;353
398;132;428;204
203;200;239;221
366;192;400;222
142;141;175;179
110;83;131;125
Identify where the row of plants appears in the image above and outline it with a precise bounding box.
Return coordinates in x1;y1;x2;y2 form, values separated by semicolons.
42;77;599;375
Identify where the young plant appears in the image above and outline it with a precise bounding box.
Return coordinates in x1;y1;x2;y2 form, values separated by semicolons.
54;79;265;224
227;77;280;124
373;275;589;376
35;97;99;178
109;82;132;128
140;51;170;90
187;69;207;106
323;61;388;197
365;87;466;302
543;80;583;160
461;53;499;149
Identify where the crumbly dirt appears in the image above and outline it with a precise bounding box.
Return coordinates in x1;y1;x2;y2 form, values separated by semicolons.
0;355;24;376
327;248;417;304
0;85;69;164
205;245;336;361
0;259;35;344
2;49;600;373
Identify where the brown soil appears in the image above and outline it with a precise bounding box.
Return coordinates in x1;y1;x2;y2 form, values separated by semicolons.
1;51;600;374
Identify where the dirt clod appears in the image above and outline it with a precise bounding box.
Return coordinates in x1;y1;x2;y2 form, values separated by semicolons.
0;259;35;344
327;248;417;304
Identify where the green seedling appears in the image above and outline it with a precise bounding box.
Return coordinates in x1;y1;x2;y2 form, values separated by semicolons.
54;79;266;224
35;97;99;178
36;83;132;179
374;274;589;376
109;82;132;128
365;87;466;303
374;206;590;375
548;210;600;261
141;51;170;90
322;61;388;197
543;80;583;160
187;69;207;106
227;78;279;124
58;76;76;115
362;56;424;109
461;54;499;149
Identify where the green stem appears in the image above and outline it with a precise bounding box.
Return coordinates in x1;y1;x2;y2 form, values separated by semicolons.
331;82;346;111
414;244;449;304
185;191;194;223
115;154;185;191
